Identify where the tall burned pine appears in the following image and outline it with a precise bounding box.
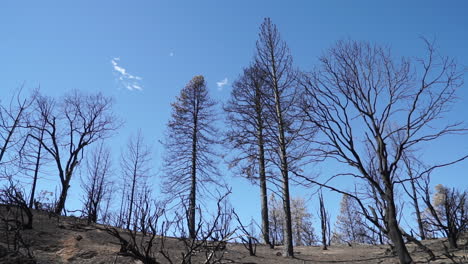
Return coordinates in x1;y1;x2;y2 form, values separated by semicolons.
162;75;220;239
224;65;273;247
255;18;311;257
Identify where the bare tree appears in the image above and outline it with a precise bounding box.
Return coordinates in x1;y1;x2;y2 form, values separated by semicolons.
301;39;465;263
162;75;220;239
401;154;427;240
0;87;33;170
120;130;152;230
16;102;50;209
81;142;112;224
224;64;274;247
233;211;259;256
318;191;330;250
422;184;467;249
30;91;119;214
255;17;313;257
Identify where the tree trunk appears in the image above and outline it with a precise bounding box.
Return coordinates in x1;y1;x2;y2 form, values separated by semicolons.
385;191;413;264
29;127;45;208
29;143;42;208
281;169;294;256
410;178;426;240
55;179;70;214
258;127;272;248
447;233;458;249
127;166;138;230
319;192;328;250
189;119;198;239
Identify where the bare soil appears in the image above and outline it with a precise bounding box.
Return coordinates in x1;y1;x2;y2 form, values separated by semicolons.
0;207;467;264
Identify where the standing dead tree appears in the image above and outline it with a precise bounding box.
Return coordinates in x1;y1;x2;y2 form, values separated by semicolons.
120;130;152;230
81;142;112;224
421;183;467;249
162;75;220;240
233;211;259;256
255;17;314;257
224;64;274;247
30;91;119;214
401;153;428;240
20;111;49;209
0;88;33;174
318;191;330;250
301;39;465;263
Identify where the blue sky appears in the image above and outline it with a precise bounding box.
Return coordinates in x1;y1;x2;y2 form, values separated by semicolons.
1;1;468;231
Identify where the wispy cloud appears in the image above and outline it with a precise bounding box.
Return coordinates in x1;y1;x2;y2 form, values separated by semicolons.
216;78;228;91
111;57;143;91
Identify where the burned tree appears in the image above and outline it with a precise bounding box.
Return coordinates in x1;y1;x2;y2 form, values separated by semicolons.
255;17;312;257
0;88;32;169
301;39;464;263
30;91;119;214
162;75;220;239
224;64;273;247
401;154;428;240
318;191;330;250
120;131;152;230
81;142;112;224
422;184;467;249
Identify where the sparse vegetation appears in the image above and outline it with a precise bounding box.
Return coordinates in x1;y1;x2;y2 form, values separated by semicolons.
0;11;467;264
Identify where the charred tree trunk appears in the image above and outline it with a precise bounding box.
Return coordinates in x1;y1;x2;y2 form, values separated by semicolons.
189;100;198;240
29;130;44;208
258;138;271;247
319;192;328;250
410;178;426;240
55;178;70;214
384;179;413;263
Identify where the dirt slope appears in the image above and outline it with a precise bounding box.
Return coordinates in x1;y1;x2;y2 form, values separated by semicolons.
1;208;467;264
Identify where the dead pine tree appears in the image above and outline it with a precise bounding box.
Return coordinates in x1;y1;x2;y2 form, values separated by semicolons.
224;64;273;247
162;75;220;239
120;130;152;230
301;39;465;264
255;17;314;257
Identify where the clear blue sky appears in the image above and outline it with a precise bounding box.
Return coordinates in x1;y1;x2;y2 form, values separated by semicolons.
1;1;467;231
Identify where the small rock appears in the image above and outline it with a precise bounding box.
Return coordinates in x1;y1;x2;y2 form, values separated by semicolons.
76;235;83;241
76;250;98;259
276;251;282;256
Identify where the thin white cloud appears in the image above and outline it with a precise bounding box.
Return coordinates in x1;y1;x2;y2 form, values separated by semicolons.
169;52;174;57
111;58;143;91
216;78;228;91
